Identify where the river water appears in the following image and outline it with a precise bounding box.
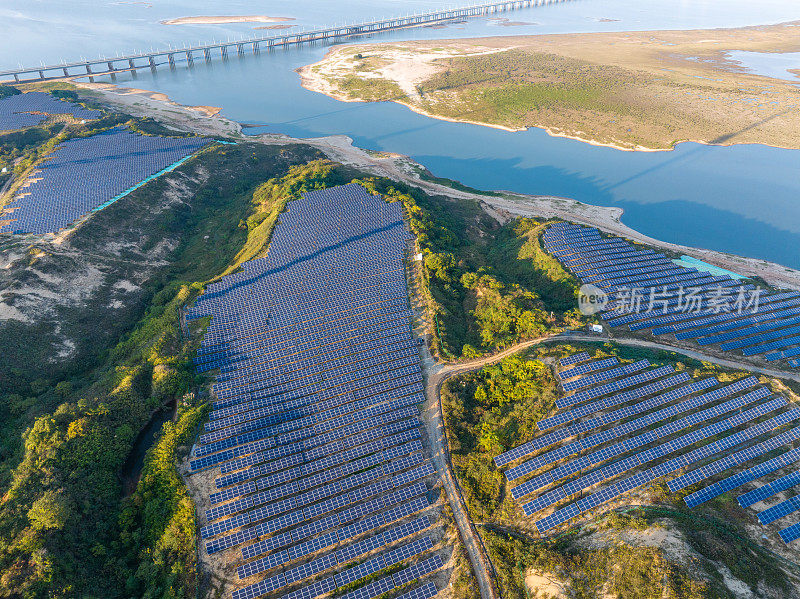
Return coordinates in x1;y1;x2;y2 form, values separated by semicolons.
3;0;800;267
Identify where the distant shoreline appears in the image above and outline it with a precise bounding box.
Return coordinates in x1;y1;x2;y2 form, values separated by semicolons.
296;60;665;152
296;22;800;152
161;15;294;26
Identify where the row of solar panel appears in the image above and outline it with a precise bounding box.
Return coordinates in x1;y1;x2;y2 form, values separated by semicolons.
541;366;679;430
496;369;690;469
2;127;209;234
197;300;411;367
547;223;800;362
191;384;421;472
211;324;415;392
533;404;800;532
187;185;441;599
209;304;409;376
558;357;618;380
200;356;420;443
205;456;431;542
196;379;424;464
0;91;100;132
235;534;434;599
518;386;775;508
507;376;722;482
556;360;652;409
238;511;429;580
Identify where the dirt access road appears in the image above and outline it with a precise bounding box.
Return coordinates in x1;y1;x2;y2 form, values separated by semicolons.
420;331;800;599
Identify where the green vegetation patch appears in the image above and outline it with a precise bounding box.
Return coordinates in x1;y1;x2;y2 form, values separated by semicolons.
366;179;582;359
337;74;405;102
442;354;559;522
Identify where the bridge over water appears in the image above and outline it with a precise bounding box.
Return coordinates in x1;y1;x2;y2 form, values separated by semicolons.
0;0;571;84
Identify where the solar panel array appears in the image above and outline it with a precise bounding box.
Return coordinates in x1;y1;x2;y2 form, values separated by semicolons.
0;91;101;131
1;127;209;235
495;349;800;543
186;185;442;599
541;222;800;368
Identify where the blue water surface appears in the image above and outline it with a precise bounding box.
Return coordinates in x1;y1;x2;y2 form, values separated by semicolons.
3;0;800;266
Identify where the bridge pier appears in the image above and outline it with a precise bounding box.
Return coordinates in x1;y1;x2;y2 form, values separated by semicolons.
148;56;156;71
85;64;92;74
186;50;194;66
253;42;260;55
203;48;211;62
167;53;175;69
221;46;228;60
237;44;244;56
62;67;69;77
14;74;19;83
38;70;44;80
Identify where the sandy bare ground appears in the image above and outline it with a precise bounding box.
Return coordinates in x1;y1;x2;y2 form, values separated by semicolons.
72;82;800;291
297;45;526;133
296;22;800;151
161;15;293;26
525;570;569;598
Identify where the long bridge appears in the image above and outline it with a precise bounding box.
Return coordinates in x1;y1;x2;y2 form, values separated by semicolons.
0;0;570;84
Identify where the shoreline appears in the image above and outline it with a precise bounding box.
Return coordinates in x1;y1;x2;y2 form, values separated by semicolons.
297;60;670;152
296;24;800;153
70;81;800;290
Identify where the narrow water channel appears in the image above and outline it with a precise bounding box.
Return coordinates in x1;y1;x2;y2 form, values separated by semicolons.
119;398;177;496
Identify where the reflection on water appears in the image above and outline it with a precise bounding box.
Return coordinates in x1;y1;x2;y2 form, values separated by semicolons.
4;0;800;267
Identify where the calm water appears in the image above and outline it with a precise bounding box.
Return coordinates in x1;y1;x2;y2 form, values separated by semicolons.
726;50;800;81
4;0;800;267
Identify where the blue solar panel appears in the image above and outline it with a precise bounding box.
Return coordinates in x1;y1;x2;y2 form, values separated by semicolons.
0;91;101;132
739;471;800;508
757;496;800;525
558;352;590;367
561;360;650;392
685;447;800;508
185;185;441;594
555;361;656;410
671;420;800;494
559;357;618;380
779;522;800;544
507;376;719;483
527;394;787;523
1;127;209;234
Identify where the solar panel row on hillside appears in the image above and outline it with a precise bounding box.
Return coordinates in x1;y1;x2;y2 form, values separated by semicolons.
542;222;800;366
533;404;798;532
497;345;800;541
1;127;209;234
0;91;100;131
186;185;441;599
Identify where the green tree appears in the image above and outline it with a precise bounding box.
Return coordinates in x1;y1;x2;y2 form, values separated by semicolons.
28;491;71;531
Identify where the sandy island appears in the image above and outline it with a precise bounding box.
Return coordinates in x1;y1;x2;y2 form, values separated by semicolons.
296;22;800;152
57;80;800;292
161;15;293;26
